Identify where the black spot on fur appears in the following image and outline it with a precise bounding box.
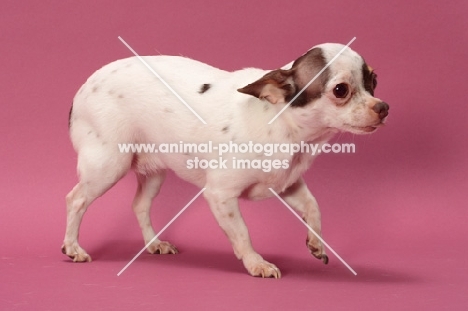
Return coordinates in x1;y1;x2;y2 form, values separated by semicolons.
222;126;229;133
199;84;211;94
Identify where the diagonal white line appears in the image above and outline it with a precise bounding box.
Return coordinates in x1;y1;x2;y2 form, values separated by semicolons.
117;36;207;125
117;188;206;276
268;37;356;124
268;188;357;275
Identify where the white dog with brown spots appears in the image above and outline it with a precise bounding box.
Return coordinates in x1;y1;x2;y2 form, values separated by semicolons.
63;43;388;278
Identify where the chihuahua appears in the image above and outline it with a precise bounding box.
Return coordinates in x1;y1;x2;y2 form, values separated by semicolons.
63;43;388;278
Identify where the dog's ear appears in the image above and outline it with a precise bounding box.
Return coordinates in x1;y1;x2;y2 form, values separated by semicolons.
237;69;295;104
238;47;328;106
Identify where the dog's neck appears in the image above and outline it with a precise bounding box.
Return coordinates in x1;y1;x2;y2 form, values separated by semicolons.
276;105;337;144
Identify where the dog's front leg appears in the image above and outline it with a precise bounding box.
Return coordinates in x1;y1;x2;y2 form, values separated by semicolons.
204;188;281;278
280;178;328;264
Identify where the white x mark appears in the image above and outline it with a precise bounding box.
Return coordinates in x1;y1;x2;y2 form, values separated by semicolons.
118;36;207;124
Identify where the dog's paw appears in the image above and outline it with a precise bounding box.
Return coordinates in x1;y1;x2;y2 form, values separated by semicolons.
61;244;92;262
243;253;281;278
147;241;179;255
249;262;282;279
306;238;328;264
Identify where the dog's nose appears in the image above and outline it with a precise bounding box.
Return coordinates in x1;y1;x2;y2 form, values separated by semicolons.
372;102;389;119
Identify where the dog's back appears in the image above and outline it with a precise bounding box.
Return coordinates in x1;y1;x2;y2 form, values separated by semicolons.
70;56;272;152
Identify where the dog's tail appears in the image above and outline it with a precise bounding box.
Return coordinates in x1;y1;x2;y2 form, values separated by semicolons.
68;103;73;128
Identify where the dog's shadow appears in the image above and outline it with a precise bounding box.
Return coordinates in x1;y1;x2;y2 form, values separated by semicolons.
89;240;244;274
88;240;420;284
267;254;420;284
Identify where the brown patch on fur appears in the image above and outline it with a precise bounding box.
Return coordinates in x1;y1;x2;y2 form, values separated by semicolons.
288;47;329;107
362;62;377;96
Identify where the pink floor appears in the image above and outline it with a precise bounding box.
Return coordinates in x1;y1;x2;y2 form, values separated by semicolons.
1;1;468;310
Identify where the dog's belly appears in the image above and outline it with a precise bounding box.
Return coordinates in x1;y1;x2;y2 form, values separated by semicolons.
132;148;311;199
240;183;279;200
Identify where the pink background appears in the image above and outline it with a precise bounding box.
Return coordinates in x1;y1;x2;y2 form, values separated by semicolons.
1;0;467;310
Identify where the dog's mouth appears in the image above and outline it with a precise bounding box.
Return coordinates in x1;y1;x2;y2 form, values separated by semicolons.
343;123;384;134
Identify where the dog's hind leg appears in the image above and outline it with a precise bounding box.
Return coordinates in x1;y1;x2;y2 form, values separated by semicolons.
132;171;178;254
62;145;132;262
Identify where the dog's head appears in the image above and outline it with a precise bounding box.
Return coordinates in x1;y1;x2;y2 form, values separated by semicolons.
238;43;389;135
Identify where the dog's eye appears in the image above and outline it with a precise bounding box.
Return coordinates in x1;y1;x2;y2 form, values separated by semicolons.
333;83;349;98
372;76;378;89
